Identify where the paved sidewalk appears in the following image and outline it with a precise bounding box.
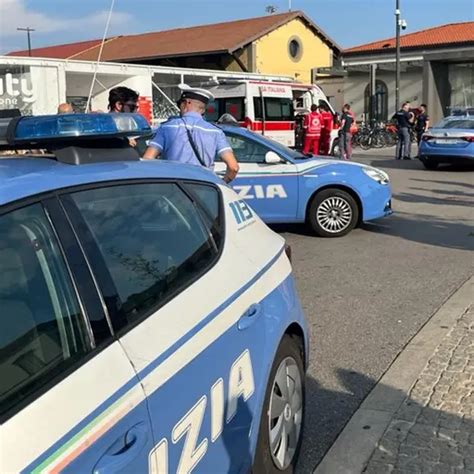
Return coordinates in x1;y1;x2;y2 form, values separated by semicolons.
315;277;473;474
364;305;474;473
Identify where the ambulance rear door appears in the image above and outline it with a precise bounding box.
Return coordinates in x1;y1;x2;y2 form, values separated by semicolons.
249;82;295;147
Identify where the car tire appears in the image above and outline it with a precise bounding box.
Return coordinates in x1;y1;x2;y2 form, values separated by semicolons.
421;160;439;170
307;189;359;237
253;334;305;474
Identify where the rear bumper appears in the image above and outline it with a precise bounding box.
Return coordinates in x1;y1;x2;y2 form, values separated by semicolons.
419;143;474;164
419;154;474;165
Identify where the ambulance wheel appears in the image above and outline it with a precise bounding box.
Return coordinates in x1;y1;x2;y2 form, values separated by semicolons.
307;189;359;237
253;335;305;474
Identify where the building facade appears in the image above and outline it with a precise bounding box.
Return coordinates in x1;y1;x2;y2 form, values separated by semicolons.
318;22;474;123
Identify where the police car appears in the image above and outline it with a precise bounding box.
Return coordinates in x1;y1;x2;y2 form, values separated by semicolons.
215;126;393;237
0;114;308;473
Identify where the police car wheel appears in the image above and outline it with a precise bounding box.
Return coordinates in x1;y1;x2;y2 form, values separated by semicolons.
308;189;359;237
253;335;305;473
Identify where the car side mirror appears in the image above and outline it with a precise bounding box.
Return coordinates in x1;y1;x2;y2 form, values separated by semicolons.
265;151;282;164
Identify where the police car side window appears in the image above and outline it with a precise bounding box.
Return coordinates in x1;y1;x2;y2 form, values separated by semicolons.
0;204;90;417
182;183;223;249
69;183;218;325
225;134;268;163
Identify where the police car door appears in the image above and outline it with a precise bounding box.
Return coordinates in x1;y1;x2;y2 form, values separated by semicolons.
222;132;298;222
62;180;268;474
0;200;154;474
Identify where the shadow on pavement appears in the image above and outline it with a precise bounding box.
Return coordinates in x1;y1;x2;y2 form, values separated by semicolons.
269;223;315;237
369;159;422;170
362;212;474;251
407;188;474;200
369;159;474;172
410;178;474;189
394;190;474;208
299;369;474;473
297;370;376;473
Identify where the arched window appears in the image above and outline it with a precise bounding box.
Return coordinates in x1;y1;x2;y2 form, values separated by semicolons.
364;80;388;122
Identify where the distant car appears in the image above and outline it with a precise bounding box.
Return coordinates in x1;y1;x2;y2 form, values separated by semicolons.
419;116;474;170
0;113;308;473
214;126;393;237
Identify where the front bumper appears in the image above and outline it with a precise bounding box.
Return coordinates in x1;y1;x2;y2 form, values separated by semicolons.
361;183;393;222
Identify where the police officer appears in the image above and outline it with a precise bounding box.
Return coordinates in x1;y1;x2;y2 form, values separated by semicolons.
392;102;414;160
415;104;430;152
144;85;239;183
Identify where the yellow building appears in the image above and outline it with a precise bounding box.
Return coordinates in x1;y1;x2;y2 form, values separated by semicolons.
11;11;341;84
253;14;338;82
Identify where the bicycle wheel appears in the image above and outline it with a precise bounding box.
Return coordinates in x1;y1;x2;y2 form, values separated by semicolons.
372;131;385;148
359;134;371;150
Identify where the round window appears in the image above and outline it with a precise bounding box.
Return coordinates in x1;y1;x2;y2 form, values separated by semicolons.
288;37;302;61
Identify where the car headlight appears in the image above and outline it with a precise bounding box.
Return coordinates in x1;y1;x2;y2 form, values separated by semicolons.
363;167;390;185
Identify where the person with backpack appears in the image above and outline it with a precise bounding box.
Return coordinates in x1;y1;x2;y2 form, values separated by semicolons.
302;104;323;156
339;104;354;160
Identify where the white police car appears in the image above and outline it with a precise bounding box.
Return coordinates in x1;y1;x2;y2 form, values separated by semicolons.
0;113;308;473
215;126;393;237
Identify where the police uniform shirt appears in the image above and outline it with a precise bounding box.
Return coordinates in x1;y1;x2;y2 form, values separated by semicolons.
416;113;429;131
393;110;411;128
148;112;232;168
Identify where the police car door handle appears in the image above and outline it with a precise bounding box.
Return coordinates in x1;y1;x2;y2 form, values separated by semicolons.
238;303;262;331
93;422;149;474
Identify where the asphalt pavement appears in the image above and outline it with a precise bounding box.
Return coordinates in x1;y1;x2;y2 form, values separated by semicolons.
276;148;474;473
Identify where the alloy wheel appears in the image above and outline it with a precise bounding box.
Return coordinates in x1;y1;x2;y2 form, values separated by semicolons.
316;196;353;234
268;356;303;470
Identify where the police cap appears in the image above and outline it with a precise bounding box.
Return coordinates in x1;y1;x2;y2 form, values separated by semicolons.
178;84;215;105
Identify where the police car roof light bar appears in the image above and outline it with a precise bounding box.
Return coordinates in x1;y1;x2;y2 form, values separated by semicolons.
8;113;152;145
0;113;152;165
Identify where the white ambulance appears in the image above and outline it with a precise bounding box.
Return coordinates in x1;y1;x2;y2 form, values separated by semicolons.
205;80;339;152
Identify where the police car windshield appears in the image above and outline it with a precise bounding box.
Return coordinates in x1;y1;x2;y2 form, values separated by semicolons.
262;136;307;160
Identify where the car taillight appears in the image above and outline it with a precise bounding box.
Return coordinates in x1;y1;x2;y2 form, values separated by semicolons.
422;135;433;141
463;136;474;142
284;243;292;263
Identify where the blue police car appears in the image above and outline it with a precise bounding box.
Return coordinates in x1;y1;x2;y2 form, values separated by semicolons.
215;126;393;237
0;114;308;473
419;115;474;170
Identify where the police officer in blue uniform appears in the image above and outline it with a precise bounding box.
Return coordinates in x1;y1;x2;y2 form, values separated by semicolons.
144;85;239;183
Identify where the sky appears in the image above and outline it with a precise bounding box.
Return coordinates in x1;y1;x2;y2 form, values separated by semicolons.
0;0;473;54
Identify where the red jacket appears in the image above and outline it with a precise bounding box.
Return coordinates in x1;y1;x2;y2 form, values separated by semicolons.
304;112;323;137
321;111;333;133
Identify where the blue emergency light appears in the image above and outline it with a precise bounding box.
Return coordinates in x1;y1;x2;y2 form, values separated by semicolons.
10;113;151;143
0;113;153;165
